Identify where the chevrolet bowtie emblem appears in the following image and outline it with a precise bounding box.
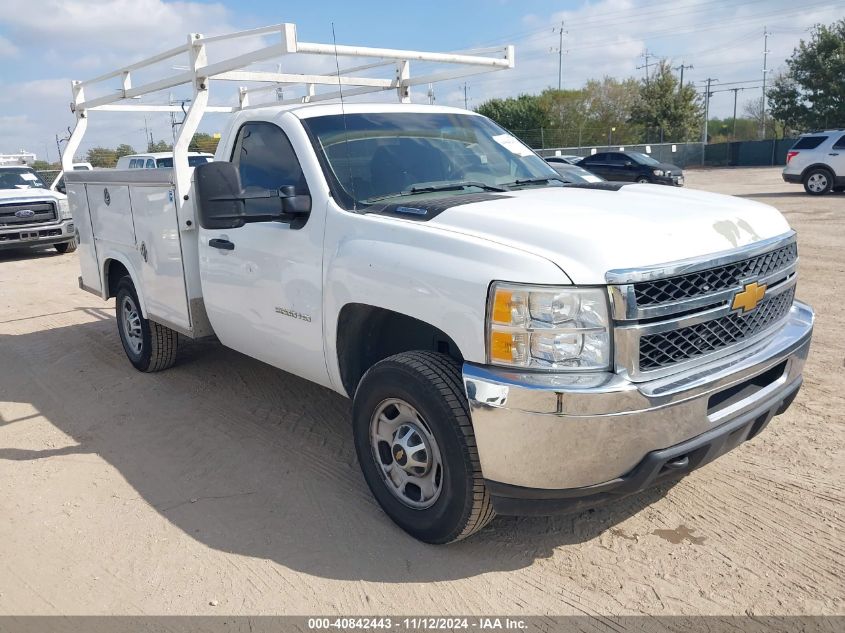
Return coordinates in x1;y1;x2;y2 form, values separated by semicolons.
732;281;767;314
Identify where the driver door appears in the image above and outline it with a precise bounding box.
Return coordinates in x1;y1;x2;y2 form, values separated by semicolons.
198;120;330;387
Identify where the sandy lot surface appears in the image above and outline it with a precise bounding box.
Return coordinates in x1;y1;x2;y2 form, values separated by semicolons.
0;167;841;616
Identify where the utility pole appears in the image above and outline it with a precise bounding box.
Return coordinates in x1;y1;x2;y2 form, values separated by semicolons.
674;62;694;93
637;50;657;85
463;82;469;110
729;87;746;140
427;83;435;105
760;27;771;139
701;78;717;163
551;21;567;90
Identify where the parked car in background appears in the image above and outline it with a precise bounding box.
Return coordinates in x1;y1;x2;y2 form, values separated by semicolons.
115;152;213;169
0;166;77;253
545;155;582;166
782;130;845;195
578;151;684;186
545;161;605;184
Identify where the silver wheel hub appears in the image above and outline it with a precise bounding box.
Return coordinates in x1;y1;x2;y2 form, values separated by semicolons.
808;173;828;192
121;296;143;355
370;398;443;509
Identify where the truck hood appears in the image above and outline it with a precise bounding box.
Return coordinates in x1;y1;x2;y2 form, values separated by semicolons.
0;187;66;202
427;183;791;284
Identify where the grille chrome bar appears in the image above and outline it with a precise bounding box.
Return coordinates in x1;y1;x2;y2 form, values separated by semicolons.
0;201;57;227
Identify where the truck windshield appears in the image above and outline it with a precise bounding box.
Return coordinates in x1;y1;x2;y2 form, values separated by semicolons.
0;169;47;190
301;112;561;209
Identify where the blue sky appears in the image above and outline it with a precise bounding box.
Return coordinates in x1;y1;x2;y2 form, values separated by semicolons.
1;0;842;161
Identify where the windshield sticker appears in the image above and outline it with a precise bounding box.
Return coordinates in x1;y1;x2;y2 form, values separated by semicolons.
491;134;534;157
20;173;38;181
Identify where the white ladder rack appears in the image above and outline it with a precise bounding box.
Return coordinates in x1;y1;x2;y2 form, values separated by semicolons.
62;22;514;231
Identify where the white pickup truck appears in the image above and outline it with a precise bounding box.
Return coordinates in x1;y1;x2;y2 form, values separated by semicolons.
63;25;814;543
0;166;77;253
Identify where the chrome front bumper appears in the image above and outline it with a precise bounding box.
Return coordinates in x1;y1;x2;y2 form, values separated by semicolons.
463;301;814;512
0;219;75;249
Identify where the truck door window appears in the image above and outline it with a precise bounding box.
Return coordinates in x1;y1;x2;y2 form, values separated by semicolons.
833;135;845;150
231;121;308;217
145;159;156;168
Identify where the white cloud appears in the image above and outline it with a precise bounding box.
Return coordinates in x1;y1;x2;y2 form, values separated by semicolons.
0;35;19;58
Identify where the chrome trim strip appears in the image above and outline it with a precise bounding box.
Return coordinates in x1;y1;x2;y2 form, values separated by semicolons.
605;231;797;284
611;263;798;321
616;274;796;337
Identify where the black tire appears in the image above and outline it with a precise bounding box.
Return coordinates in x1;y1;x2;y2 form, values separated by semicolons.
115;277;178;372
353;351;495;544
55;238;78;254
803;168;834;195
635;176;651;184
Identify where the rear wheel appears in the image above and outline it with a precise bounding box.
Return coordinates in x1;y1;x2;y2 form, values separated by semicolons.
353;351;495;543
803;168;833;195
115;277;178;372
55;238;78;254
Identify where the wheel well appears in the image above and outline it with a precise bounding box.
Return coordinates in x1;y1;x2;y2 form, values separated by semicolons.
802;163;836;179
336;304;464;398
104;259;130;299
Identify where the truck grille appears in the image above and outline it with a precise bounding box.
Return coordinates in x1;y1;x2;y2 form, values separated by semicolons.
0;201;57;226
634;242;798;306
609;233;799;380
639;287;795;370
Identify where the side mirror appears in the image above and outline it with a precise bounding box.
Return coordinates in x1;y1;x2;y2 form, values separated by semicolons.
624;161;634;167
195;162;311;230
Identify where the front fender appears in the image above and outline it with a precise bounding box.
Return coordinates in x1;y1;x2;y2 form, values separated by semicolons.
322;208;568;390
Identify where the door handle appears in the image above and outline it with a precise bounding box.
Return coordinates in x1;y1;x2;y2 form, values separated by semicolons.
829;153;840;156
209;238;235;251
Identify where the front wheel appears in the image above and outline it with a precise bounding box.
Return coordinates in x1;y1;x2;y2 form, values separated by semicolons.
115;277;178;372
55;238;78;254
635;176;651;184
803;168;833;195
353;351;495;544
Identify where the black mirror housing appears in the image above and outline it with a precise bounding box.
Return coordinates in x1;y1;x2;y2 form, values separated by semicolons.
195;162;312;230
195;161;249;230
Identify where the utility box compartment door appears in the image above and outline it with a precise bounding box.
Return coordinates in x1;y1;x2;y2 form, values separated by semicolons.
131;185;190;332
67;182;101;294
86;184;135;247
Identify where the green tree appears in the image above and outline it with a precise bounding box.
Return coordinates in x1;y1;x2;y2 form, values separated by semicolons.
474;94;551;145
147;139;173;153
629;61;703;142
86;147;118;168
115;144;135;159
580;77;642;145
190;132;220;154
768;19;845;131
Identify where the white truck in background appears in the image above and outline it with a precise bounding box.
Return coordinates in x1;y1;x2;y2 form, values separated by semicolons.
0;165;77;253
64;25;814;543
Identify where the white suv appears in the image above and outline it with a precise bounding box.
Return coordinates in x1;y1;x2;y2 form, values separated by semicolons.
782;130;845;195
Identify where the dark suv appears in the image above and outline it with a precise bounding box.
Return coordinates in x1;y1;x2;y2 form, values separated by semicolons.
578;151;684;186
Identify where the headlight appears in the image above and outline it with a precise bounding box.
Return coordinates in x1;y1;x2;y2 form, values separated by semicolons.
57;198;72;220
487;282;611;370
652;169;664;176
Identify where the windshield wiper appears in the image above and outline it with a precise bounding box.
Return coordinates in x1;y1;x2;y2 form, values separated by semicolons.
366;180;506;203
503;176;566;188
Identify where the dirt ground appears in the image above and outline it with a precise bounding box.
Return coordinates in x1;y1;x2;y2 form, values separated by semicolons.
0;167;841;616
